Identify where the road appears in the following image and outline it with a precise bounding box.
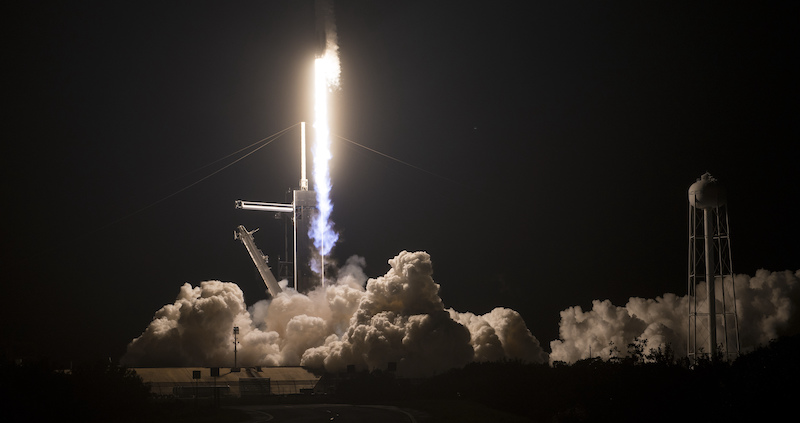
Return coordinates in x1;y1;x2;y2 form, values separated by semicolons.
227;404;420;423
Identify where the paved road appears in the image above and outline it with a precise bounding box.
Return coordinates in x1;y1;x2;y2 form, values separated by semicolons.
227;404;419;423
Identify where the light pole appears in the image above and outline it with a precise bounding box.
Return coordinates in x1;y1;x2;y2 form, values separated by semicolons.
233;326;239;369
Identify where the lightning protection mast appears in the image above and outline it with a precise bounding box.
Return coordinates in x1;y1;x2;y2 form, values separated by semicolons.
687;172;740;364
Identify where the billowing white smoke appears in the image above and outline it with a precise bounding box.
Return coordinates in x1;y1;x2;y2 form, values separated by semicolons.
122;251;547;376
549;269;800;363
120;280;262;367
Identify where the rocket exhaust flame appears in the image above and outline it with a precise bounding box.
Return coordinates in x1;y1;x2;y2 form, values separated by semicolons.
310;22;341;281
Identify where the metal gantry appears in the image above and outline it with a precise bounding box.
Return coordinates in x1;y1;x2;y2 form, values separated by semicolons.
234;122;319;293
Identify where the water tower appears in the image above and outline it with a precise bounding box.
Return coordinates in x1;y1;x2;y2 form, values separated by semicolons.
687;172;740;363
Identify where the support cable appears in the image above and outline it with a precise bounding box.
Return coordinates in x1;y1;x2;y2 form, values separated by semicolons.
333;133;461;186
86;123;299;235
170;124;299;182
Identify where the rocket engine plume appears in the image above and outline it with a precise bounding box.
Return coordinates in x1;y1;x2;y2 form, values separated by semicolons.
310;0;340;276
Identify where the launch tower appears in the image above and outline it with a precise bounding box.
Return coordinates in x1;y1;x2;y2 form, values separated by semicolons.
235;122;319;293
687;172;740;363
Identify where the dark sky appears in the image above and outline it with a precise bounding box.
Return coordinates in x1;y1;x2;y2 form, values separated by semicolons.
4;1;798;363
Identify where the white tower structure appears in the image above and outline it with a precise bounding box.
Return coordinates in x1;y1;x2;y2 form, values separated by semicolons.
235;122;319;293
687;172;740;363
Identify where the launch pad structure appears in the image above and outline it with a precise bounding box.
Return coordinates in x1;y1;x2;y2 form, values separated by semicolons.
687;172;741;363
234;2;339;296
235;122;319;295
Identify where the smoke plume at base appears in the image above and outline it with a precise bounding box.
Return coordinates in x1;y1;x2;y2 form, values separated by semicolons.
549;269;800;364
121;251;548;376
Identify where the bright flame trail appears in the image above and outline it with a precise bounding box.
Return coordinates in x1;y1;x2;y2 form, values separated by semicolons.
311;51;340;281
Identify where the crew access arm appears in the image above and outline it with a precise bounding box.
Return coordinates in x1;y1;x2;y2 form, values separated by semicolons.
234;225;283;298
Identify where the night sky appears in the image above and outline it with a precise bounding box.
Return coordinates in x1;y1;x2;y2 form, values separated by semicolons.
4;1;798;363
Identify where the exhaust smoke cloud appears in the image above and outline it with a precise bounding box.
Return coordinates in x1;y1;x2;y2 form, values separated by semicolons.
550;269;800;363
123;252;798;372
122;251;548;377
123;258;798;372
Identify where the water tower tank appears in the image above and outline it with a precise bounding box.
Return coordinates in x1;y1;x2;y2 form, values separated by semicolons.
688;172;726;209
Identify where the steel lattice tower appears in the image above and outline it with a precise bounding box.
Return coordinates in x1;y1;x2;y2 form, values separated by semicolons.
687;172;741;363
235;122;320;294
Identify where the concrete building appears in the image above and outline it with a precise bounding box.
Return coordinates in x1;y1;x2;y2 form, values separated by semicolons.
132;366;321;398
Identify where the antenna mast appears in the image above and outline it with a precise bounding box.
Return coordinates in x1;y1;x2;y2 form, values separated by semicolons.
300;122;308;190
